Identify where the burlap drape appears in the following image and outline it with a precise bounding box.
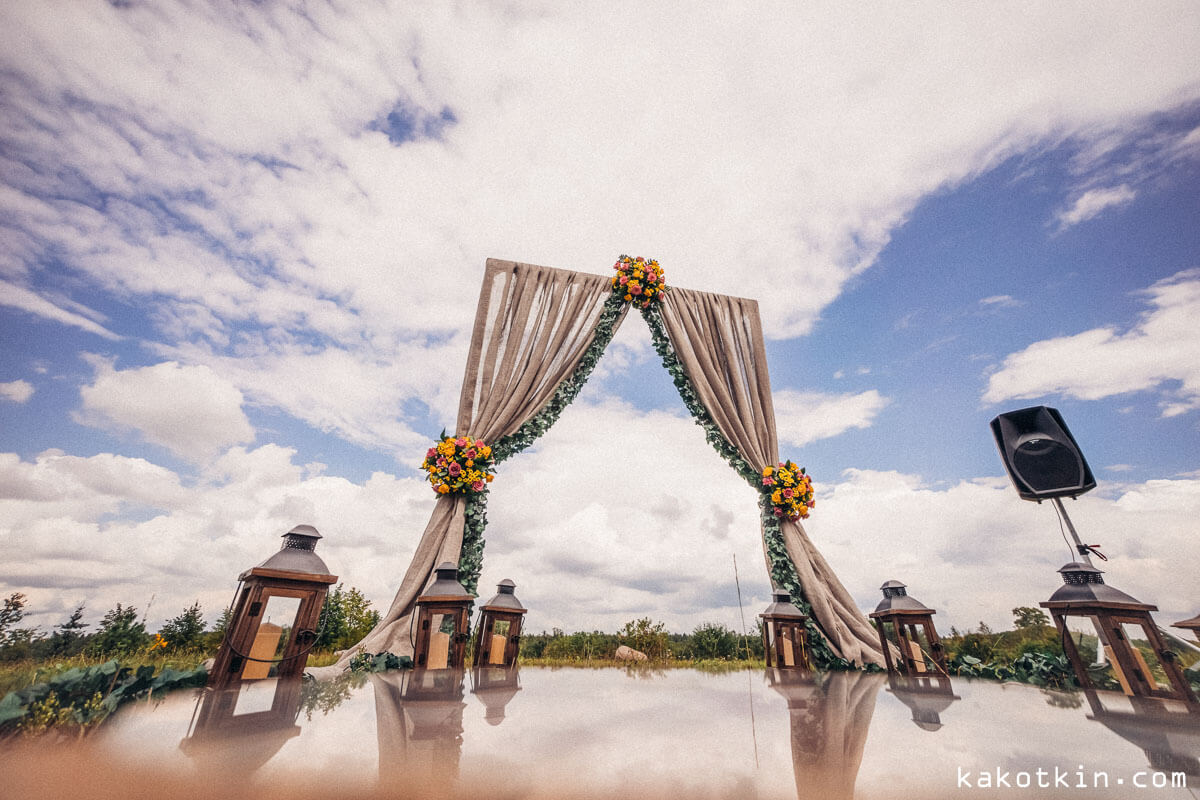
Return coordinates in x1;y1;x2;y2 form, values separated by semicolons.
333;260;625;667
658;288;886;667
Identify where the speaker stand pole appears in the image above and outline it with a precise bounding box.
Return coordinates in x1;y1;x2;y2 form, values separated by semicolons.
1051;497;1110;666
1051;497;1093;567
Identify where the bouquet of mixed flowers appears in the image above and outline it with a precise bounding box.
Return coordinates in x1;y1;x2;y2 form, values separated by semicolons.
761;460;815;520
611;255;665;309
422;434;495;495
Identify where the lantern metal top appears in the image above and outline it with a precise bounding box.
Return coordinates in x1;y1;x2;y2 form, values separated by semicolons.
418;562;473;602
252;524;331;577
761;590;807;620
481;579;526;612
873;579;934;615
1041;562;1154;609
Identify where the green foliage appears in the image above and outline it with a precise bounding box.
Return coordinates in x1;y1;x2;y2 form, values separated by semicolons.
686;622;739;660
87;604;149;658
619;617;670;660
158;602;206;653
316;584;381;652
542;631;620;660
1012;606;1051;630
46;605;89;658
0;593;44;662
0;659;206;736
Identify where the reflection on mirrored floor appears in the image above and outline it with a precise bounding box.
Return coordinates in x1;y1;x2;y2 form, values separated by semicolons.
0;666;1196;799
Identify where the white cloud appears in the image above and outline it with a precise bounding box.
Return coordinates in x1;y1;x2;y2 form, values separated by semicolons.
774;389;891;447
979;294;1021;309
808;468;1200;633
75;360;255;462
0;279;119;340
983;270;1200;415
0;379;33;403
0;444;433;633
0;3;1196;450
4;418;1196;642
1054;184;1137;229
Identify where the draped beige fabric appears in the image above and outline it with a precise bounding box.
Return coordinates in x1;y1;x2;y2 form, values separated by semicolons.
783;671;882;800
658;288;886;667
334;260;626;667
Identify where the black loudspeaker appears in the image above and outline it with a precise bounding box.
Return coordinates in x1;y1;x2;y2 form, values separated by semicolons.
990;406;1096;501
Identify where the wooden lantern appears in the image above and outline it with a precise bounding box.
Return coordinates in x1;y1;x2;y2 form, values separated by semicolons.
760;590;812;670
472;579;526;668
413;562;473;670
209;524;337;688
869;580;947;676
1042;563;1197;706
1172;613;1200;645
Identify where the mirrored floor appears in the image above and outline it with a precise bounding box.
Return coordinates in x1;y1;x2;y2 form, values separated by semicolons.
1;666;1196;799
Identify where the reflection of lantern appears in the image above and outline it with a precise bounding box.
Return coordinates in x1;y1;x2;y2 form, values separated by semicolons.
472;579;526;668
760;590;812;670
869;580;947;676
373;667;467;792
414;562;473;670
210;525;337;688
886;674;960;732
1042;563;1197;706
471;665;522;725
179;677;305;779
1083;689;1200;782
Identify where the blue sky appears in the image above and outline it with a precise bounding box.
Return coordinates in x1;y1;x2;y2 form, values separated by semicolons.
1;2;1198;640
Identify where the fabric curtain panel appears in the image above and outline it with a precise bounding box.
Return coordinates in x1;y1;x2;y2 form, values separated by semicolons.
337;260;624;665
658;288;885;667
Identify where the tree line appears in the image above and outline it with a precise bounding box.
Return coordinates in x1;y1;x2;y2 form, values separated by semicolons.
0;584;381;663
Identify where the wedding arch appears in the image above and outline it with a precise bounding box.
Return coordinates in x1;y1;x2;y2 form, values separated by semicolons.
338;257;886;670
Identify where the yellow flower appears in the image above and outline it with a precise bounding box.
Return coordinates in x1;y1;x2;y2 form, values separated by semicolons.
771;489;782;504
479;445;492;457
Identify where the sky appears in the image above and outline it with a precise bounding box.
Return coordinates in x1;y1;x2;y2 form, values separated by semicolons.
2;2;1199;644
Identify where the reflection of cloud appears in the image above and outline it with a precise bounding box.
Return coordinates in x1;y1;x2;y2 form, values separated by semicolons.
984;270;1200;416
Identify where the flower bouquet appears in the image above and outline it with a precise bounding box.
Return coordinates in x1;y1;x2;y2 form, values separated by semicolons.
422;434;495;495
611;255;665;309
762;460;815;520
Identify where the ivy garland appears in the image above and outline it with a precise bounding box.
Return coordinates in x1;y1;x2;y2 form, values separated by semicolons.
450;274;855;669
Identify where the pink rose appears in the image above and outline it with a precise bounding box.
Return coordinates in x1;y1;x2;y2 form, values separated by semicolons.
455;437;467;447
448;462;462;476
630;285;642;295
426;448;437;459
762;477;774;486
465;448;477;460
619;275;628;285
783;488;793;499
472;480;485;491
436;458;447;468
773;508;783;517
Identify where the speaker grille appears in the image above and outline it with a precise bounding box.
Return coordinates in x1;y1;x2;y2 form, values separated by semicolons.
1012;438;1082;492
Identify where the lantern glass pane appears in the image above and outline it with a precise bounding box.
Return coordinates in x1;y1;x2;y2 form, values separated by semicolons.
781;625;796;667
242;595;301;680
1119;622;1170;691
428;612;455;669
488;619;511;665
